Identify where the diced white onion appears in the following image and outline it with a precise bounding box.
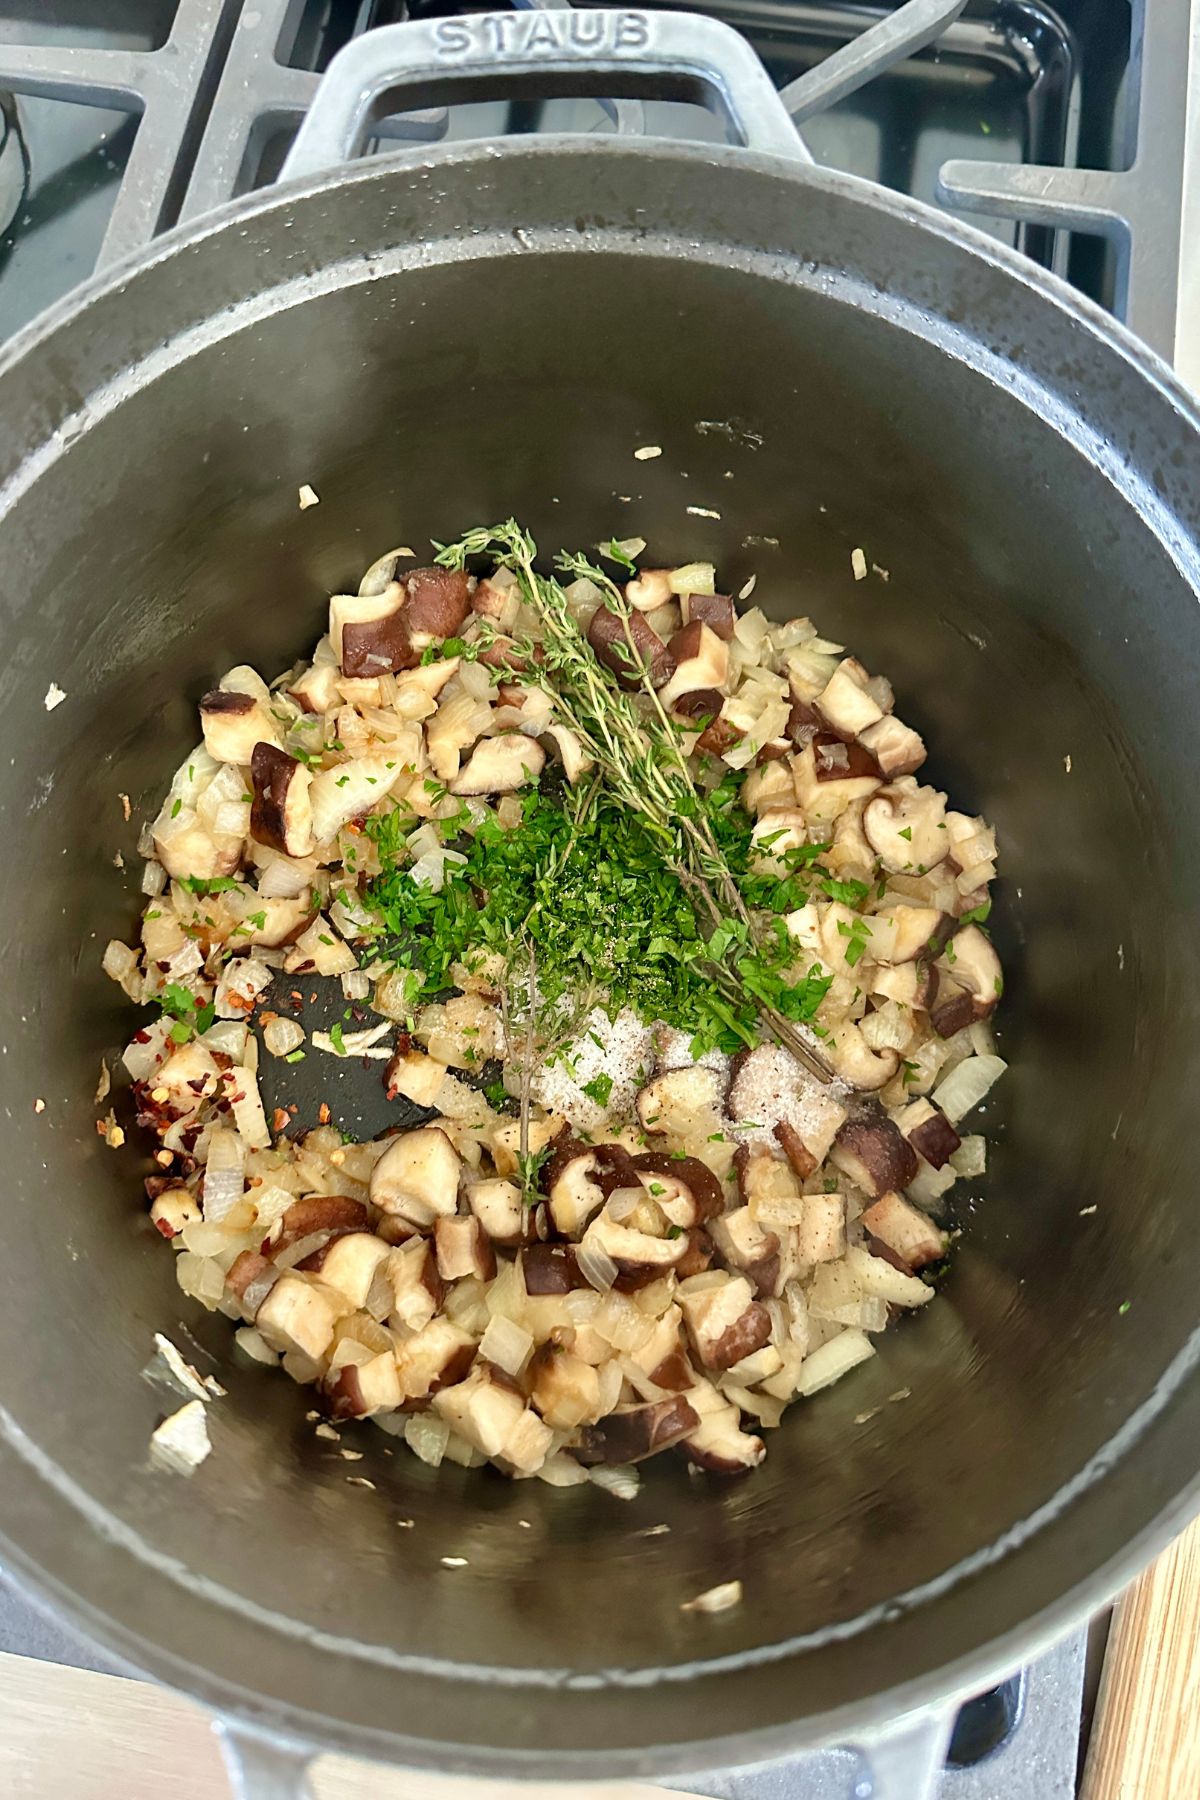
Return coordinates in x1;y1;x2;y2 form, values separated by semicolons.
590;1464;640;1501
200;1019;249;1061
234;1325;279;1365
404;1412;450;1467
479;1314;534;1378
140;860;167;897
577;1242;618;1293
263;1016;305;1058
796;1329;874;1396
227;1067;271;1149
103;940;138;984
933;1053;1007;1124
950;1134;987;1178
605;1186;643;1223
669;561;715;597
340;970;371;1002
273;1231;330;1271
202;1167;245;1224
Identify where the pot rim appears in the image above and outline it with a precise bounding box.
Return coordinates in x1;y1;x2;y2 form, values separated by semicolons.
2;134;1199;1776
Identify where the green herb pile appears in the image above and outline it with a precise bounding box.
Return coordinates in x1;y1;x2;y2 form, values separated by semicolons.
357;518;843;1064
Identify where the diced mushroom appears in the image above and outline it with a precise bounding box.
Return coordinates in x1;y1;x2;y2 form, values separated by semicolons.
659;622;730;711
845;1243;934;1309
326;1350;402;1419
866;904;943;964
311;1232;391;1310
545;1140;607;1236
255;1272;340;1362
750;807;811;874
467;1177;526;1247
149;1186;202;1240
331;583;417;676
574;1394;700;1465
930;977;977;1039
273;1195;369;1259
636;1065;725;1138
863;781;949;874
449;733;545;796
472;571;521;629
695;706;743;757
680;592;735;640
249;743;315;859
936;925;1003;1024
708;1208;781;1298
794;1193;845;1265
831;1114;919;1198
199;688;281;766
384;1047;448;1109
521;1244;581;1295
735;1145;799;1217
859;715;927;778
384;1237;446;1331
432;1361;527;1460
580;1211;689;1288
434;1215;496;1283
631;1152;723;1227
774;1119;817;1181
680;1273;772;1372
828;1021;900;1091
793;735;883;821
227;1250;277;1318
542;723;594;783
370;1126;462;1227
587;605;675;689
681;1404;766;1473
404;567;472;644
395;1316;476;1400
815;659;885;738
488;1115;561;1179
860;1191;947;1271
289;658;342;716
893;1098;962;1170
870;960;938;1011
742;762;796;815
528;1342;603;1430
624;569;674;612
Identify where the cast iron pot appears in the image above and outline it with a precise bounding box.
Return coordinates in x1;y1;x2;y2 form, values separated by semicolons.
1;13;1199;1797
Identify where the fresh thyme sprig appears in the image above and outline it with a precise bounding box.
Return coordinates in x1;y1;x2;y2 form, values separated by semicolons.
433;520;834;1081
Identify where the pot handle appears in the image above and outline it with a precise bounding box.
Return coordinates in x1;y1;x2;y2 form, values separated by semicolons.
216;1720;314;1799
278;10;810;185
851;1703;955;1798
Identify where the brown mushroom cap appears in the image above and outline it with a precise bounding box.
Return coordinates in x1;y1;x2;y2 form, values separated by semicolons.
774;1119;818;1180
831;1115;919;1199
573;1395;700;1465
904;1106;962;1171
522;1243;585;1294
249;742;313;858
631;1151;723;1224
199;689;254;718
681;592;735;640
813;733;882;783
404;567;471;639
586;605;675;689
273;1194;369;1257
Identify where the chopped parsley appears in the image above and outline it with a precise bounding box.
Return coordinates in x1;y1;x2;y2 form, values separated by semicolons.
581;1072;614;1107
329;1022;346;1056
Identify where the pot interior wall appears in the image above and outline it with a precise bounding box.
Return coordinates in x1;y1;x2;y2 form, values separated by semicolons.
0;145;1198;1766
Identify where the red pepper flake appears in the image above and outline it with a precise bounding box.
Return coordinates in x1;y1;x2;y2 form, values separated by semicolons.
271;1107;289;1135
318;1103;331;1125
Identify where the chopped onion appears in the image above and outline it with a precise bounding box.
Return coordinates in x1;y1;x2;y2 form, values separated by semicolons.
140;859;166;897
200;1019;249;1062
590;1464;640;1501
256;853;318;899
102;940;138;984
122;1016;173;1081
215;957;271;1019
273;1230;330;1271
175;1252;226;1309
263;1016;305;1058
234;1325;278;1365
950;1134;987;1178
933;1052;1007;1124
227;1066;271;1149
479;1314;533;1378
202;1166;245;1224
605;1185;643;1223
404;1411;450;1467
537;1454;591;1487
340;970;371;1002
358;547;408;596
149;1399;211;1474
242;1263;279;1315
577;1242;618;1293
681;1580;743;1614
906;1156;957;1211
796;1329;874;1396
593;1291;653;1353
311;1019;392;1059
669;561;715;597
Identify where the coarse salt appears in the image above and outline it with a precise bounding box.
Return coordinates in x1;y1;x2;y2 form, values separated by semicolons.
532;1006;655;1131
